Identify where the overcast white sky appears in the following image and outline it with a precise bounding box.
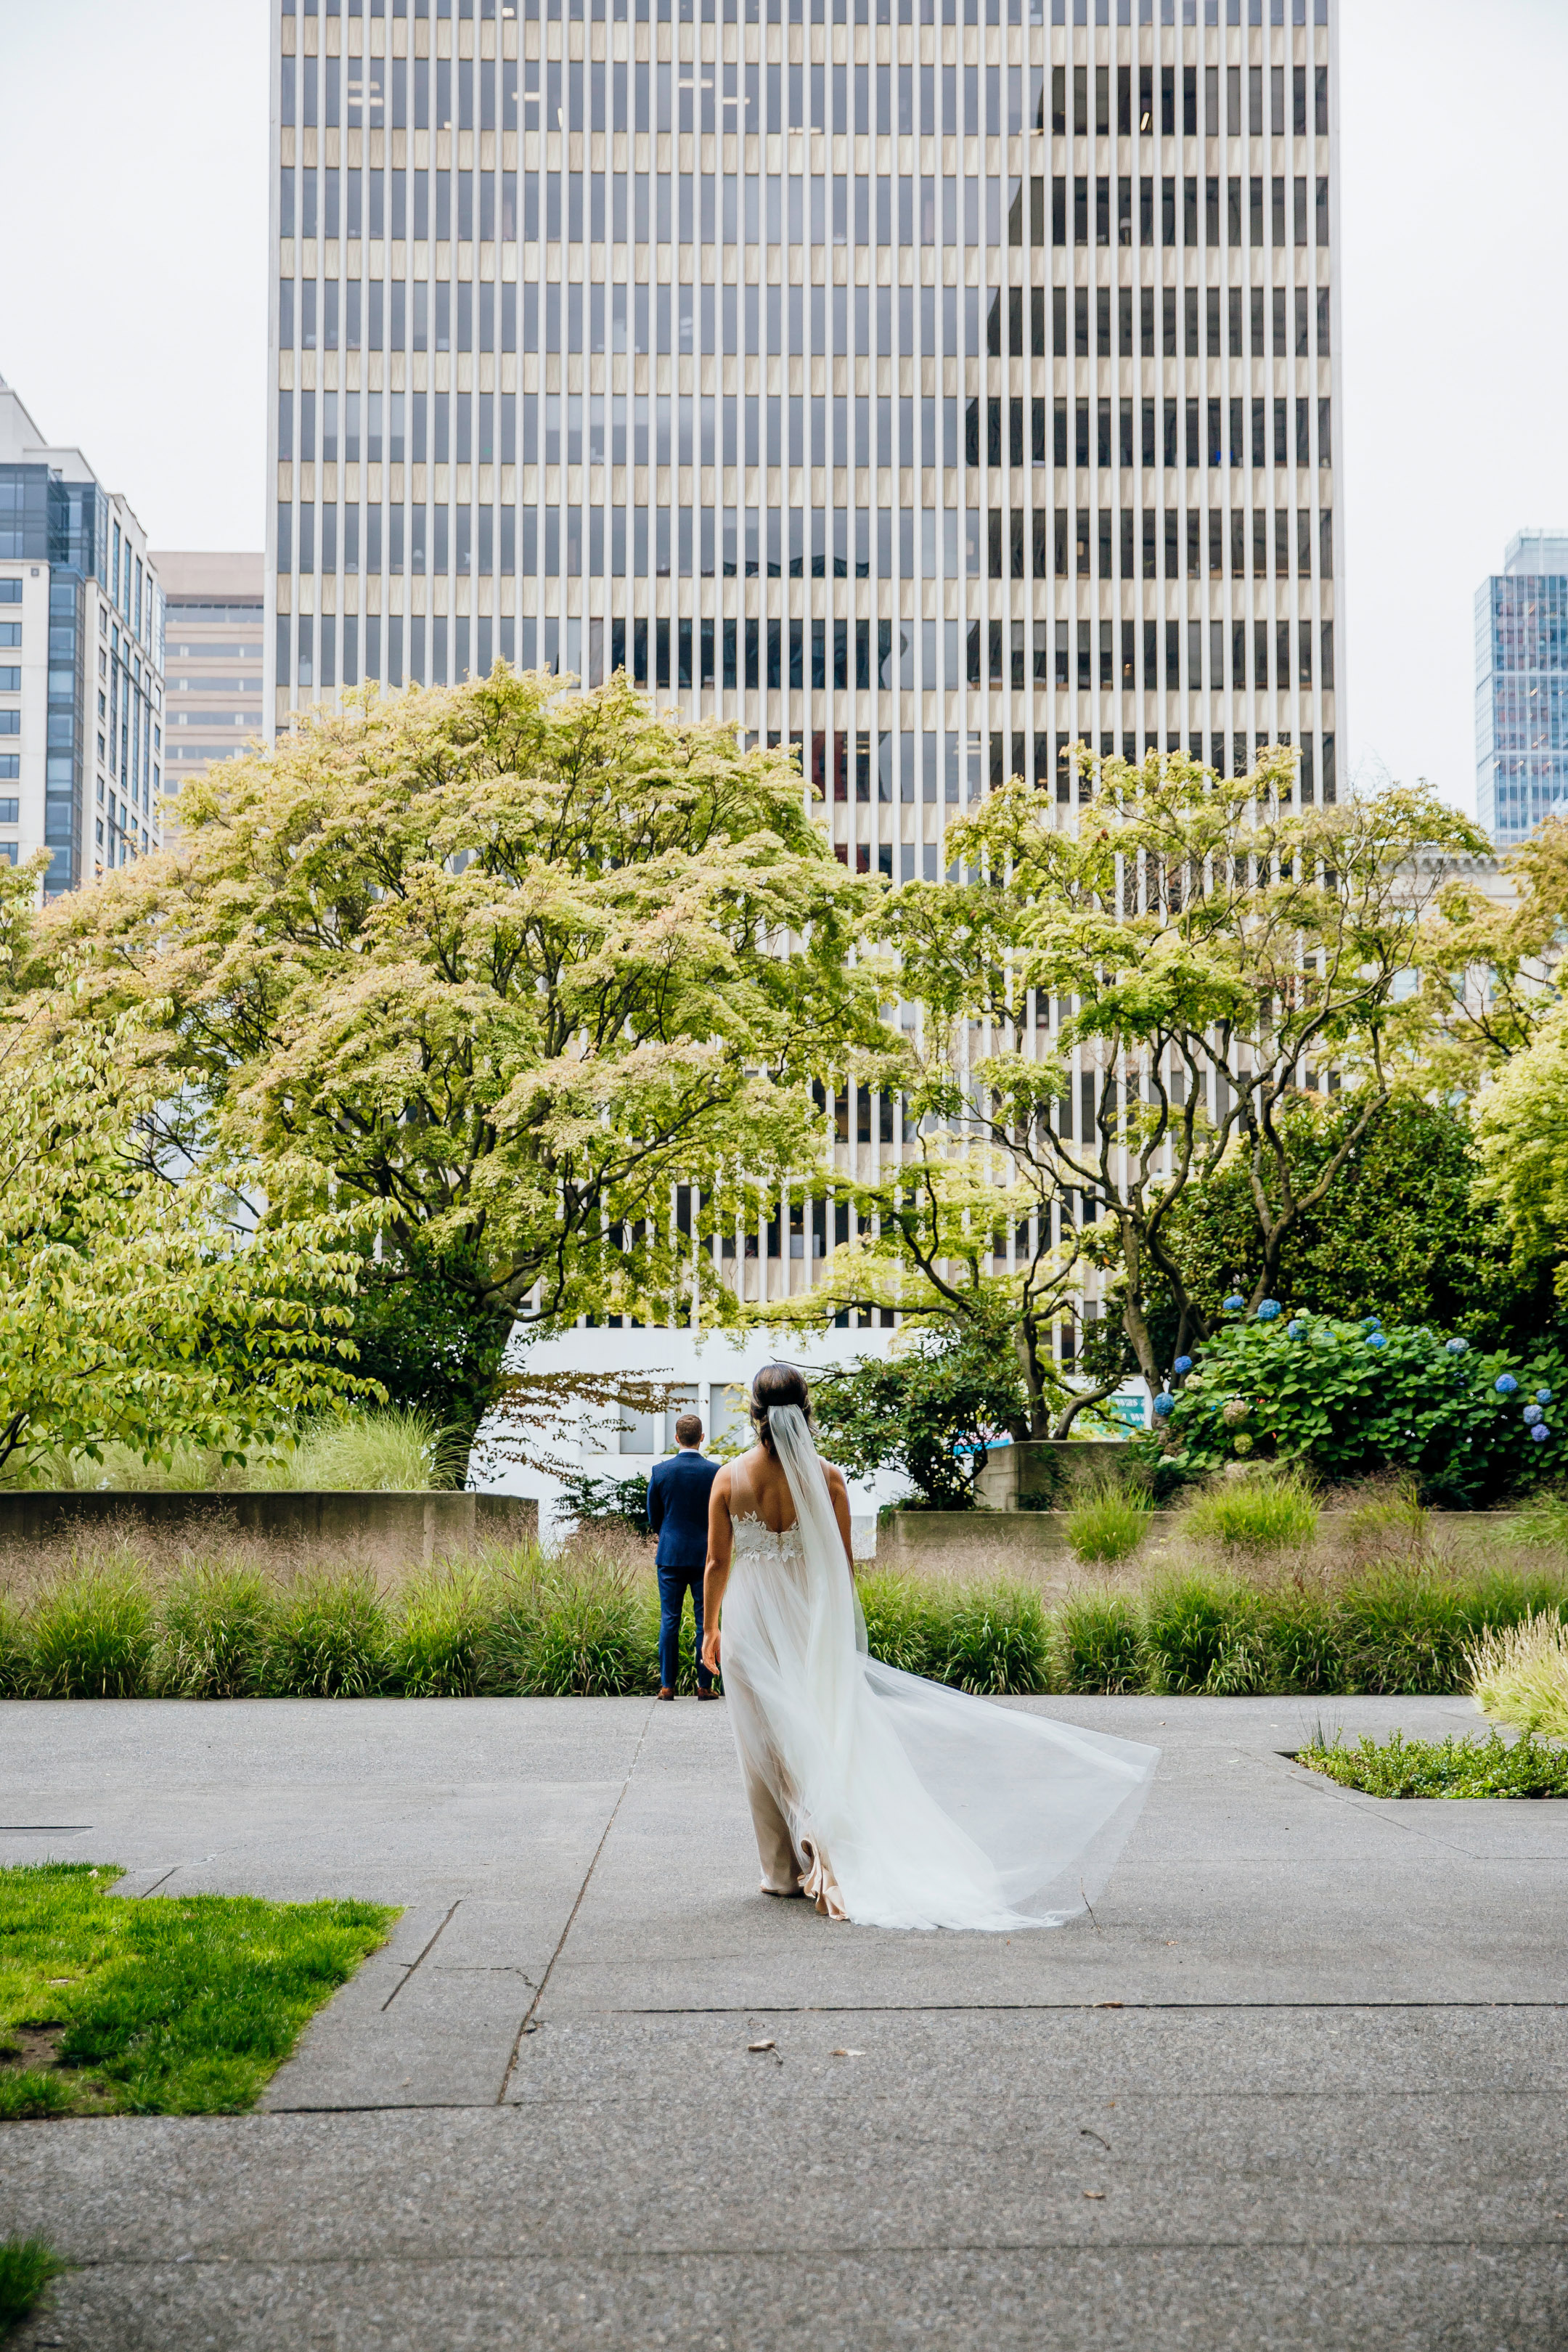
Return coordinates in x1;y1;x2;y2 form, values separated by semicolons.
1;0;1565;814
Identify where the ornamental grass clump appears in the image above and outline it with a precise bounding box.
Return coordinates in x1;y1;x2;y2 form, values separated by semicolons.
384;1567;494;1697
1142;1572;1269;1694
928;1582;1053;1695
856;1574;949;1679
152;1566;274;1700
484;1557;655;1696
1180;1468;1320;1554
25;1572;155;1699
1466;1610;1568;1740
264;1573;389;1697
1053;1588;1146;1693
1063;1481;1152;1567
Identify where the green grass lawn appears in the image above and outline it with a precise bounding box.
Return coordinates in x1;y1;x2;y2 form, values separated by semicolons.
0;1864;397;2119
1297;1728;1568;1800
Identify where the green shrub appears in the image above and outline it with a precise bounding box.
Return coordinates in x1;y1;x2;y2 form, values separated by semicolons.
1298;1728;1568;1799
1180;1468;1320;1553
485;1564;654;1696
385;1569;492;1698
153;1568;274;1699
264;1575;388;1697
1054;1589;1146;1693
1152;1312;1568;1508
25;1575;154;1699
1143;1572;1268;1694
0;2237;69;2329
1063;1482;1151;1567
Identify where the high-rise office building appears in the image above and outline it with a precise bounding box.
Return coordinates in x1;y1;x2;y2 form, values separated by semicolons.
156;552;267;804
267;0;1342;1479
0;377;164;893
1475;529;1568;844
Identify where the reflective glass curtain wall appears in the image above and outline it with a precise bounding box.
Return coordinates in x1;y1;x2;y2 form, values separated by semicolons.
1475;557;1568;844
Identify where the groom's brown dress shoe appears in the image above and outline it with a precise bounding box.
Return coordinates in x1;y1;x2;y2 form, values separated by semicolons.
697;1688;720;1701
657;1687;675;1701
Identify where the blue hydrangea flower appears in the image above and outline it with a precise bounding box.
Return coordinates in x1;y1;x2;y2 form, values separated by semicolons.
1172;1355;1193;1376
1524;1403;1544;1426
1445;1337;1469;1355
1222;1294;1246;1312
1538;1387;1553;1405
1531;1422;1551;1443
1153;1392;1175;1418
1256;1299;1282;1321
1286;1320;1307;1339
1367;1332;1387;1350
1495;1374;1519;1396
1362;1315;1382;1332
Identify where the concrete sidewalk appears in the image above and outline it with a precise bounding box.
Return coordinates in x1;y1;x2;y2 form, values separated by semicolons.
1;1691;1565;2348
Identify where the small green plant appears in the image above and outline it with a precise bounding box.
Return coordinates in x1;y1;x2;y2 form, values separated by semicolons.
264;1574;388;1696
0;1863;396;2115
25;1574;154;1699
1063;1481;1151;1567
1298;1728;1568;1799
1180;1468;1320;1554
0;2239;69;2334
1467;1610;1568;1740
1054;1589;1146;1693
153;1567;274;1699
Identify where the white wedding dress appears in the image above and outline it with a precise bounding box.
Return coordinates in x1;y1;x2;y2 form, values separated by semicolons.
718;1406;1159;1932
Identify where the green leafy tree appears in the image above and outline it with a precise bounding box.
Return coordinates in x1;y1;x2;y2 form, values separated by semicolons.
0;943;371;1484
878;751;1487;1400
1145;1092;1544;1352
809;1330;1029;1509
43;672;879;1457
1409;813;1568;1091
1474;1010;1568;1310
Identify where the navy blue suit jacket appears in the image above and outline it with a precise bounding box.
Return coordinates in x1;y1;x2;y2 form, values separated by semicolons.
646;1448;719;1569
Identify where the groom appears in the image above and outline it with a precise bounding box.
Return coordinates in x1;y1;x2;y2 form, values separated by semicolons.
646;1413;719;1702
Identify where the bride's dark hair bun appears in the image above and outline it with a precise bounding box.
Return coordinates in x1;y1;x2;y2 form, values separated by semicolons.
751;1363;811;1455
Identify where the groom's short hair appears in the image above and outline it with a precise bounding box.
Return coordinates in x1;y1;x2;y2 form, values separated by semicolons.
674;1413;703;1446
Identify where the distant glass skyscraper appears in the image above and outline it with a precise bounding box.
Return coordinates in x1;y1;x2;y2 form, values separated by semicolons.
1475;529;1568;844
0;377;163;895
268;0;1342;845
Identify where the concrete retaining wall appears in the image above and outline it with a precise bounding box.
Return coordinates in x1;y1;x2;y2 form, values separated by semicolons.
0;1490;538;1568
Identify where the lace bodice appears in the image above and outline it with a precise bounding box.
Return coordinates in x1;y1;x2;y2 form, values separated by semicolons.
730;1511;805;1565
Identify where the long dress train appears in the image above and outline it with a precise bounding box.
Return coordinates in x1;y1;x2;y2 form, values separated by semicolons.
717;1406;1159;1932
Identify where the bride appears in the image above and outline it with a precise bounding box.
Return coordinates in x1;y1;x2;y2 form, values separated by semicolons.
701;1364;1159;1932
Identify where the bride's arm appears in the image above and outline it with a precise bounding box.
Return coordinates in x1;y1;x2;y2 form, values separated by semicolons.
824;1463;855;1579
701;1466;734;1674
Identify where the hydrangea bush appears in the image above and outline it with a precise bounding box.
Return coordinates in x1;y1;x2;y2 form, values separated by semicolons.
1148;1308;1567;1507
